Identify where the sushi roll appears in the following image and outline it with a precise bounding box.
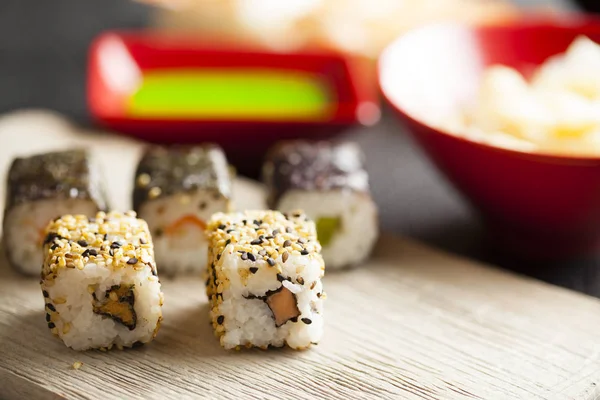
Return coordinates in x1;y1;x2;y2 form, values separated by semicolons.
206;210;325;350
263;141;378;270
133;145;232;276
41;211;163;351
3;149;107;275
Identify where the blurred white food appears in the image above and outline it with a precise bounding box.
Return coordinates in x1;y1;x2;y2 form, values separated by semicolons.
148;0;518;57
443;36;600;156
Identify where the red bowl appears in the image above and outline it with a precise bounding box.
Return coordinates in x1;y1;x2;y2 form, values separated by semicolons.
379;15;600;259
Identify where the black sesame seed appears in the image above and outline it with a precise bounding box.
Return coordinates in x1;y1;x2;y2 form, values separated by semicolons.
283;240;292;247
88;249;98;256
249;267;258;274
217;315;225;324
297;277;305;285
253;220;260;226
110;242;121;249
51;244;59;250
276;273;286;282
286;227;293;233
282;252;289;263
300;249;309;256
46;303;56;312
44;232;63;245
272;229;280;235
290;317;298;323
45;313;51;322
48;322;56;329
301;318;312;325
109;249;114;257
218;224;226;230
317;292;322;298
250;239;262;245
42;290;49;298
267;258;276;267
127;257;138;265
241;252;248;261
247;253;256;262
82;249;90;258
77;240;88;247
225;239;231;246
242;219;247;225
103;234;108;241
226;229;235;233
298;238;306;244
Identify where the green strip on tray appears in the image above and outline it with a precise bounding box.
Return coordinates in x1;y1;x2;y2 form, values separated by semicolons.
128;69;335;121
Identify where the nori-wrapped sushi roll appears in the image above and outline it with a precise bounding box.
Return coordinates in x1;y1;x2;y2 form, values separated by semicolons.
133;145;232;275
3;149;107;275
263;140;378;270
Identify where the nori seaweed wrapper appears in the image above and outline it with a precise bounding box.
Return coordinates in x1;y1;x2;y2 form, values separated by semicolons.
4;149;108;212
133;145;231;211
263;140;370;207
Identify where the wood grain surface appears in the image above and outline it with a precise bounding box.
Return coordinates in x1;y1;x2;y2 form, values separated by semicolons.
0;111;599;399
2;235;600;399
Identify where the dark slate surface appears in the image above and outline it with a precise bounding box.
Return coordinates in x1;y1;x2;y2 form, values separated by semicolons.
3;0;599;296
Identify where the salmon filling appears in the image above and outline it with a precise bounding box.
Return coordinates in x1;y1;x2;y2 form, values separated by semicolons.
265;287;300;327
164;214;207;236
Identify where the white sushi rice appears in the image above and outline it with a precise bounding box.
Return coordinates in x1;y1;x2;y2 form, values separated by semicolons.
213;250;324;349
139;190;229;275
41;211;163;351
3;199;98;275
277;190;378;270
46;265;162;351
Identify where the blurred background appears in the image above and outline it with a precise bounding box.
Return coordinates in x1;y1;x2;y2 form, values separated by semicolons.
3;0;600;295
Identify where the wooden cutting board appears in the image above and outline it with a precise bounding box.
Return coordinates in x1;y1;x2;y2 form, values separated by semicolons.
0;111;599;399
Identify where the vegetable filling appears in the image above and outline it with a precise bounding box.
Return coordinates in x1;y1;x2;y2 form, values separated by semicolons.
315;216;341;247
93;284;137;330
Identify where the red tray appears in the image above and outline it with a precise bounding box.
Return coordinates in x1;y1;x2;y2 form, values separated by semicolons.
87;31;379;144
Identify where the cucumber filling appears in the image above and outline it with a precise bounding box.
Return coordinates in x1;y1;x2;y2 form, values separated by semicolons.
315;217;341;247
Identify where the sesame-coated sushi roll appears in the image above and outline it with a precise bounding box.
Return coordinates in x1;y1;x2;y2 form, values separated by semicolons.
134;145;232;276
41;211;163;351
3;149;107;275
263;141;378;270
206;210;325;350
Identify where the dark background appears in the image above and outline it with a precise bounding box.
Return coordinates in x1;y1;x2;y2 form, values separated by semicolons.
3;0;600;296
